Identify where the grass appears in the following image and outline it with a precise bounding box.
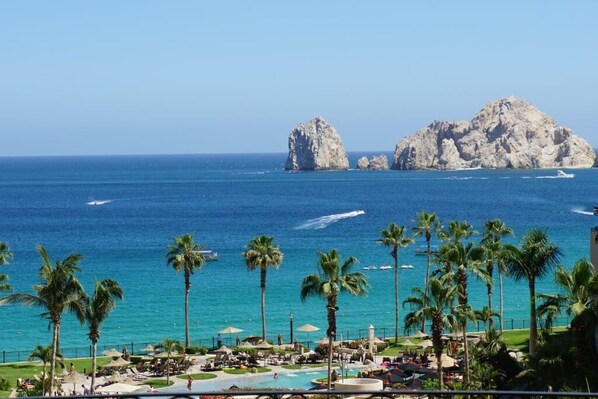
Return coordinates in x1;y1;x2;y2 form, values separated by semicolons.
223;367;270;375
176;373;217;380
144;379;174;388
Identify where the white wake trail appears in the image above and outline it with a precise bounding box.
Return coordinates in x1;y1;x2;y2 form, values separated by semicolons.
295;210;365;230
571;207;594;216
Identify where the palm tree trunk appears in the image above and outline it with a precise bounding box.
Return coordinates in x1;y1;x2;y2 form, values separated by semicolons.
393;250;399;345
260;268;267;341
423;238;431;332
166;355;171;385
91;341;97;394
462;324;470;385
529;280;537;358
41;363;46;396
184;273;190;347
499;268;504;332
326;296;336;391
49;321;59;396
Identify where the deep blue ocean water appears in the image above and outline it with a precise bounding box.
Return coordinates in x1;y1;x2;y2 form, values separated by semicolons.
1;153;597;353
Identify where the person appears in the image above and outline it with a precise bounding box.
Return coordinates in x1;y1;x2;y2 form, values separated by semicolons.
277;333;283;346
82;385;90;395
331;369;338;382
236;336;241;346
217;333;222;348
273;372;278;379
187;374;193;390
357;345;364;363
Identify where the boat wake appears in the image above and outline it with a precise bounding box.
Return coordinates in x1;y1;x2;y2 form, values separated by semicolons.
295;210;365;230
571;207;594;216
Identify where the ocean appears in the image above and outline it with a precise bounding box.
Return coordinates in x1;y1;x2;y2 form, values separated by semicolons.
0;153;597;355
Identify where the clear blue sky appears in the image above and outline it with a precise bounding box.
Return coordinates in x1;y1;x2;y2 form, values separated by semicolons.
1;1;597;156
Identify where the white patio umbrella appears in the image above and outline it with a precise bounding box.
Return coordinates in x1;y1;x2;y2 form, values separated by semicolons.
297;324;320;346
219;326;244;334
419;339;434;348
102;348;123;357
96;382;141;393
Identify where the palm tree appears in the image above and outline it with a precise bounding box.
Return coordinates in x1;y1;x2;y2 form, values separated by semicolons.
242;235;284;341
378;223;413;344
445;241;486;385
482;219;513;331
166;234;206;347
29;345;64;396
1;246;86;395
0;242;13;293
538;259;598;367
474;306;499;334
300;249;369;390
404;278;457;390
506;228;561;358
85;279;124;393
155;338;184;386
440;220;477;244
413;211;441;330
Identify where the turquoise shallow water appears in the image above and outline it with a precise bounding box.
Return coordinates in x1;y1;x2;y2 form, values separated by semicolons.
1;153;597;353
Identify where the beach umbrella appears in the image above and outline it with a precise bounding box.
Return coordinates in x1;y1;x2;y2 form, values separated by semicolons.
140;344;154;353
62;371;86;394
105;357;131;368
410;331;430;339
102;348;123;357
428;354;458;368
237;341;254;349
96;382;142;393
106;372;122;383
218;326;243;334
297;323;320;332
372;337;386;345
255;341;273;349
399;339;418;347
215;345;232;354
155;351;182;358
419;339;433;348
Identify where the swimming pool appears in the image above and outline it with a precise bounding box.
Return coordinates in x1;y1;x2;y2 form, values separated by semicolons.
164;368;359;393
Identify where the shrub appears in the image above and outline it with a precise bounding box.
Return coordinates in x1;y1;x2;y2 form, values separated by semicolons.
0;377;10;391
185;345;208;355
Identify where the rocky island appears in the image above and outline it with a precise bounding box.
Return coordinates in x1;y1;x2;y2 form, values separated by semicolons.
391;97;597;170
285;117;349;171
357;154;389;170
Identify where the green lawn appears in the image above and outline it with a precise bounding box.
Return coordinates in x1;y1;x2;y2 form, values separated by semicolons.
176;373;217;380
144;378;174;388
223;367;270;374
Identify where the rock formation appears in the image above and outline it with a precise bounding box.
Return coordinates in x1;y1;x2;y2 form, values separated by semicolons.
357;154;389;170
285;117;349;171
391;97;597;170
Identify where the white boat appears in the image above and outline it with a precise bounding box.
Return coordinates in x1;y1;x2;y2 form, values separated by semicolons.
362;265;377;270
86;199;111;206
379;265;393;270
400;264;414;269
556;170;574;178
194;249;219;261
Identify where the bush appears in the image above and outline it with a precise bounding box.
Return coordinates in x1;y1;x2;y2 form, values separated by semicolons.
185;345;208;355
0;377;10;391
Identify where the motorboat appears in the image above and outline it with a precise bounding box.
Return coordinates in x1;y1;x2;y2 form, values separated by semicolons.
400;264;414;269
194;249;219;261
379;265;393;270
362;265;377;270
556;170;574;178
86;199;111;206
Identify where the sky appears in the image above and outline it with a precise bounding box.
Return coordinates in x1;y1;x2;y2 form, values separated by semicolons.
1;1;597;156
